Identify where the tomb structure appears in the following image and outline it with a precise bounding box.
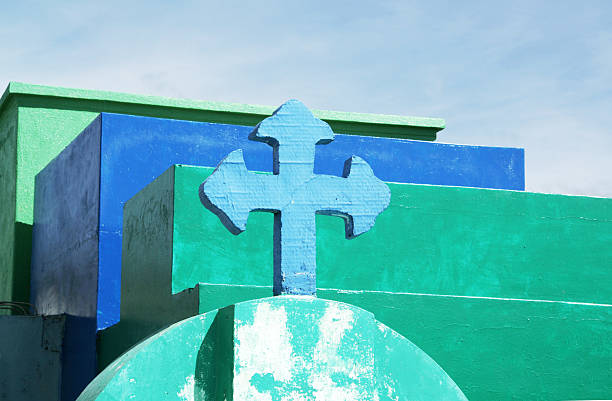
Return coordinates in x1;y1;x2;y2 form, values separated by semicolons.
0;83;609;401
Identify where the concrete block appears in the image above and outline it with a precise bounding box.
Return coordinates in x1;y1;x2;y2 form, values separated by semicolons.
82;297;468;400
0;81;445;306
100;165;610;399
31;113;524;330
0;314;96;401
187;284;612;401
326;288;612;401
122;164;610;307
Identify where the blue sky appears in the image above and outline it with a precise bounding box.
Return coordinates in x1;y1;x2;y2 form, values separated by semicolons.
1;1;610;196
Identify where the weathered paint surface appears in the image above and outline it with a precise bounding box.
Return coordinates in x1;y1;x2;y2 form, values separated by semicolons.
103;165;611;399
82;297;468;400
0;315;63;401
170;165;611;305
30;113;522;329
31;119;101;319
99;166;200;370
3;81;446;141
0;314;96;401
326;288;612;401
186;283;612;401
0;99;18;308
202;100;390;295
0;81;445;306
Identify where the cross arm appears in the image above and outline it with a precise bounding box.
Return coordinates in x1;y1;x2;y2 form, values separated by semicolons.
199;150;284;234
308;156;391;238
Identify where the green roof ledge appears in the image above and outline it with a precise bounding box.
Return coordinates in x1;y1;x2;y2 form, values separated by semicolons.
0;82;445;140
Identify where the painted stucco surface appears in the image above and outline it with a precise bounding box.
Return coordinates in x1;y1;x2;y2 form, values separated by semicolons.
201;100;391;296
189;284;612;401
0;100;18;307
4;82;444;229
82;297;468;400
17;107;98;224
0;103;96;305
170;165;612;304
0;314;95;401
102;164;611;400
0;315;63;401
30;113;522;330
328;288;612;401
31;118;101;319
0;81;444;306
105;166;200;364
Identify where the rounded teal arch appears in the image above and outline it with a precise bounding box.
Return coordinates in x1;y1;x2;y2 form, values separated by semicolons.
79;296;468;400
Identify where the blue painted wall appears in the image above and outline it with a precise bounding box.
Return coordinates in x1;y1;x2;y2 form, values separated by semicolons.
32;112;524;330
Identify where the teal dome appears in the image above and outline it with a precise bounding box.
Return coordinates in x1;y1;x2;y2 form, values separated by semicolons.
79;296;468;400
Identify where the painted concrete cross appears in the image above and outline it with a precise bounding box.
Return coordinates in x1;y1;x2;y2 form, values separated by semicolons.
200;100;390;296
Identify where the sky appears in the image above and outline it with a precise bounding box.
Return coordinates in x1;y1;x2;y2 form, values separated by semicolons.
1;1;610;197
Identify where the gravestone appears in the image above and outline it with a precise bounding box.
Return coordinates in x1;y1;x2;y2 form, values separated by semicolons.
1;81;445;308
77;100;469;400
31;112;523;331
110;102;611;400
80;297;469;401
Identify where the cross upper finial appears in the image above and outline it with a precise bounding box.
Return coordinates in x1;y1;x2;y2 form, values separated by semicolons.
251;99;334;147
200;100;390;296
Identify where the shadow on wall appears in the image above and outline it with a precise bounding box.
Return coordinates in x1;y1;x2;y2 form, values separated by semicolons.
195;305;235;400
13;222;32;304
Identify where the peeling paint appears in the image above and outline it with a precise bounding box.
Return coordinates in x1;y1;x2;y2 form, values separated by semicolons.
311;303;375;401
234;302;293;400
78;297;468;401
178;375;195;401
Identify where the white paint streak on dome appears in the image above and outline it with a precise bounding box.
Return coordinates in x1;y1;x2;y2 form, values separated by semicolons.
177;375;195;401
234;301;293;400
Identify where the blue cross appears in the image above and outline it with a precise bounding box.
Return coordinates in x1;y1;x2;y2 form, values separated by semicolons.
199;100;390;296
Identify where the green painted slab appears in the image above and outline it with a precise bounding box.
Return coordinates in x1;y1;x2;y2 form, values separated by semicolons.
155;165;611;304
102;283;611;401
326;289;612;401
0;100;18;305
84;297;468;400
0;82;443;305
99;164;612;400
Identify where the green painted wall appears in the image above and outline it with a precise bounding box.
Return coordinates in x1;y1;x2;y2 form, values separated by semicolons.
171;165;612;304
104;164;611;401
0;99;18;308
0;82;444;305
329;289;612;401
102;281;612;400
193;284;612;401
16;108;98;224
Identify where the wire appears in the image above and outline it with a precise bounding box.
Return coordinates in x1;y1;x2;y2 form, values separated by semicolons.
9;301;38;315
0;306;28;315
0;301;37;315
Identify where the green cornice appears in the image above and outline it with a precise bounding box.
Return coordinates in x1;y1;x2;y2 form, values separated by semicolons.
0;82;445;140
